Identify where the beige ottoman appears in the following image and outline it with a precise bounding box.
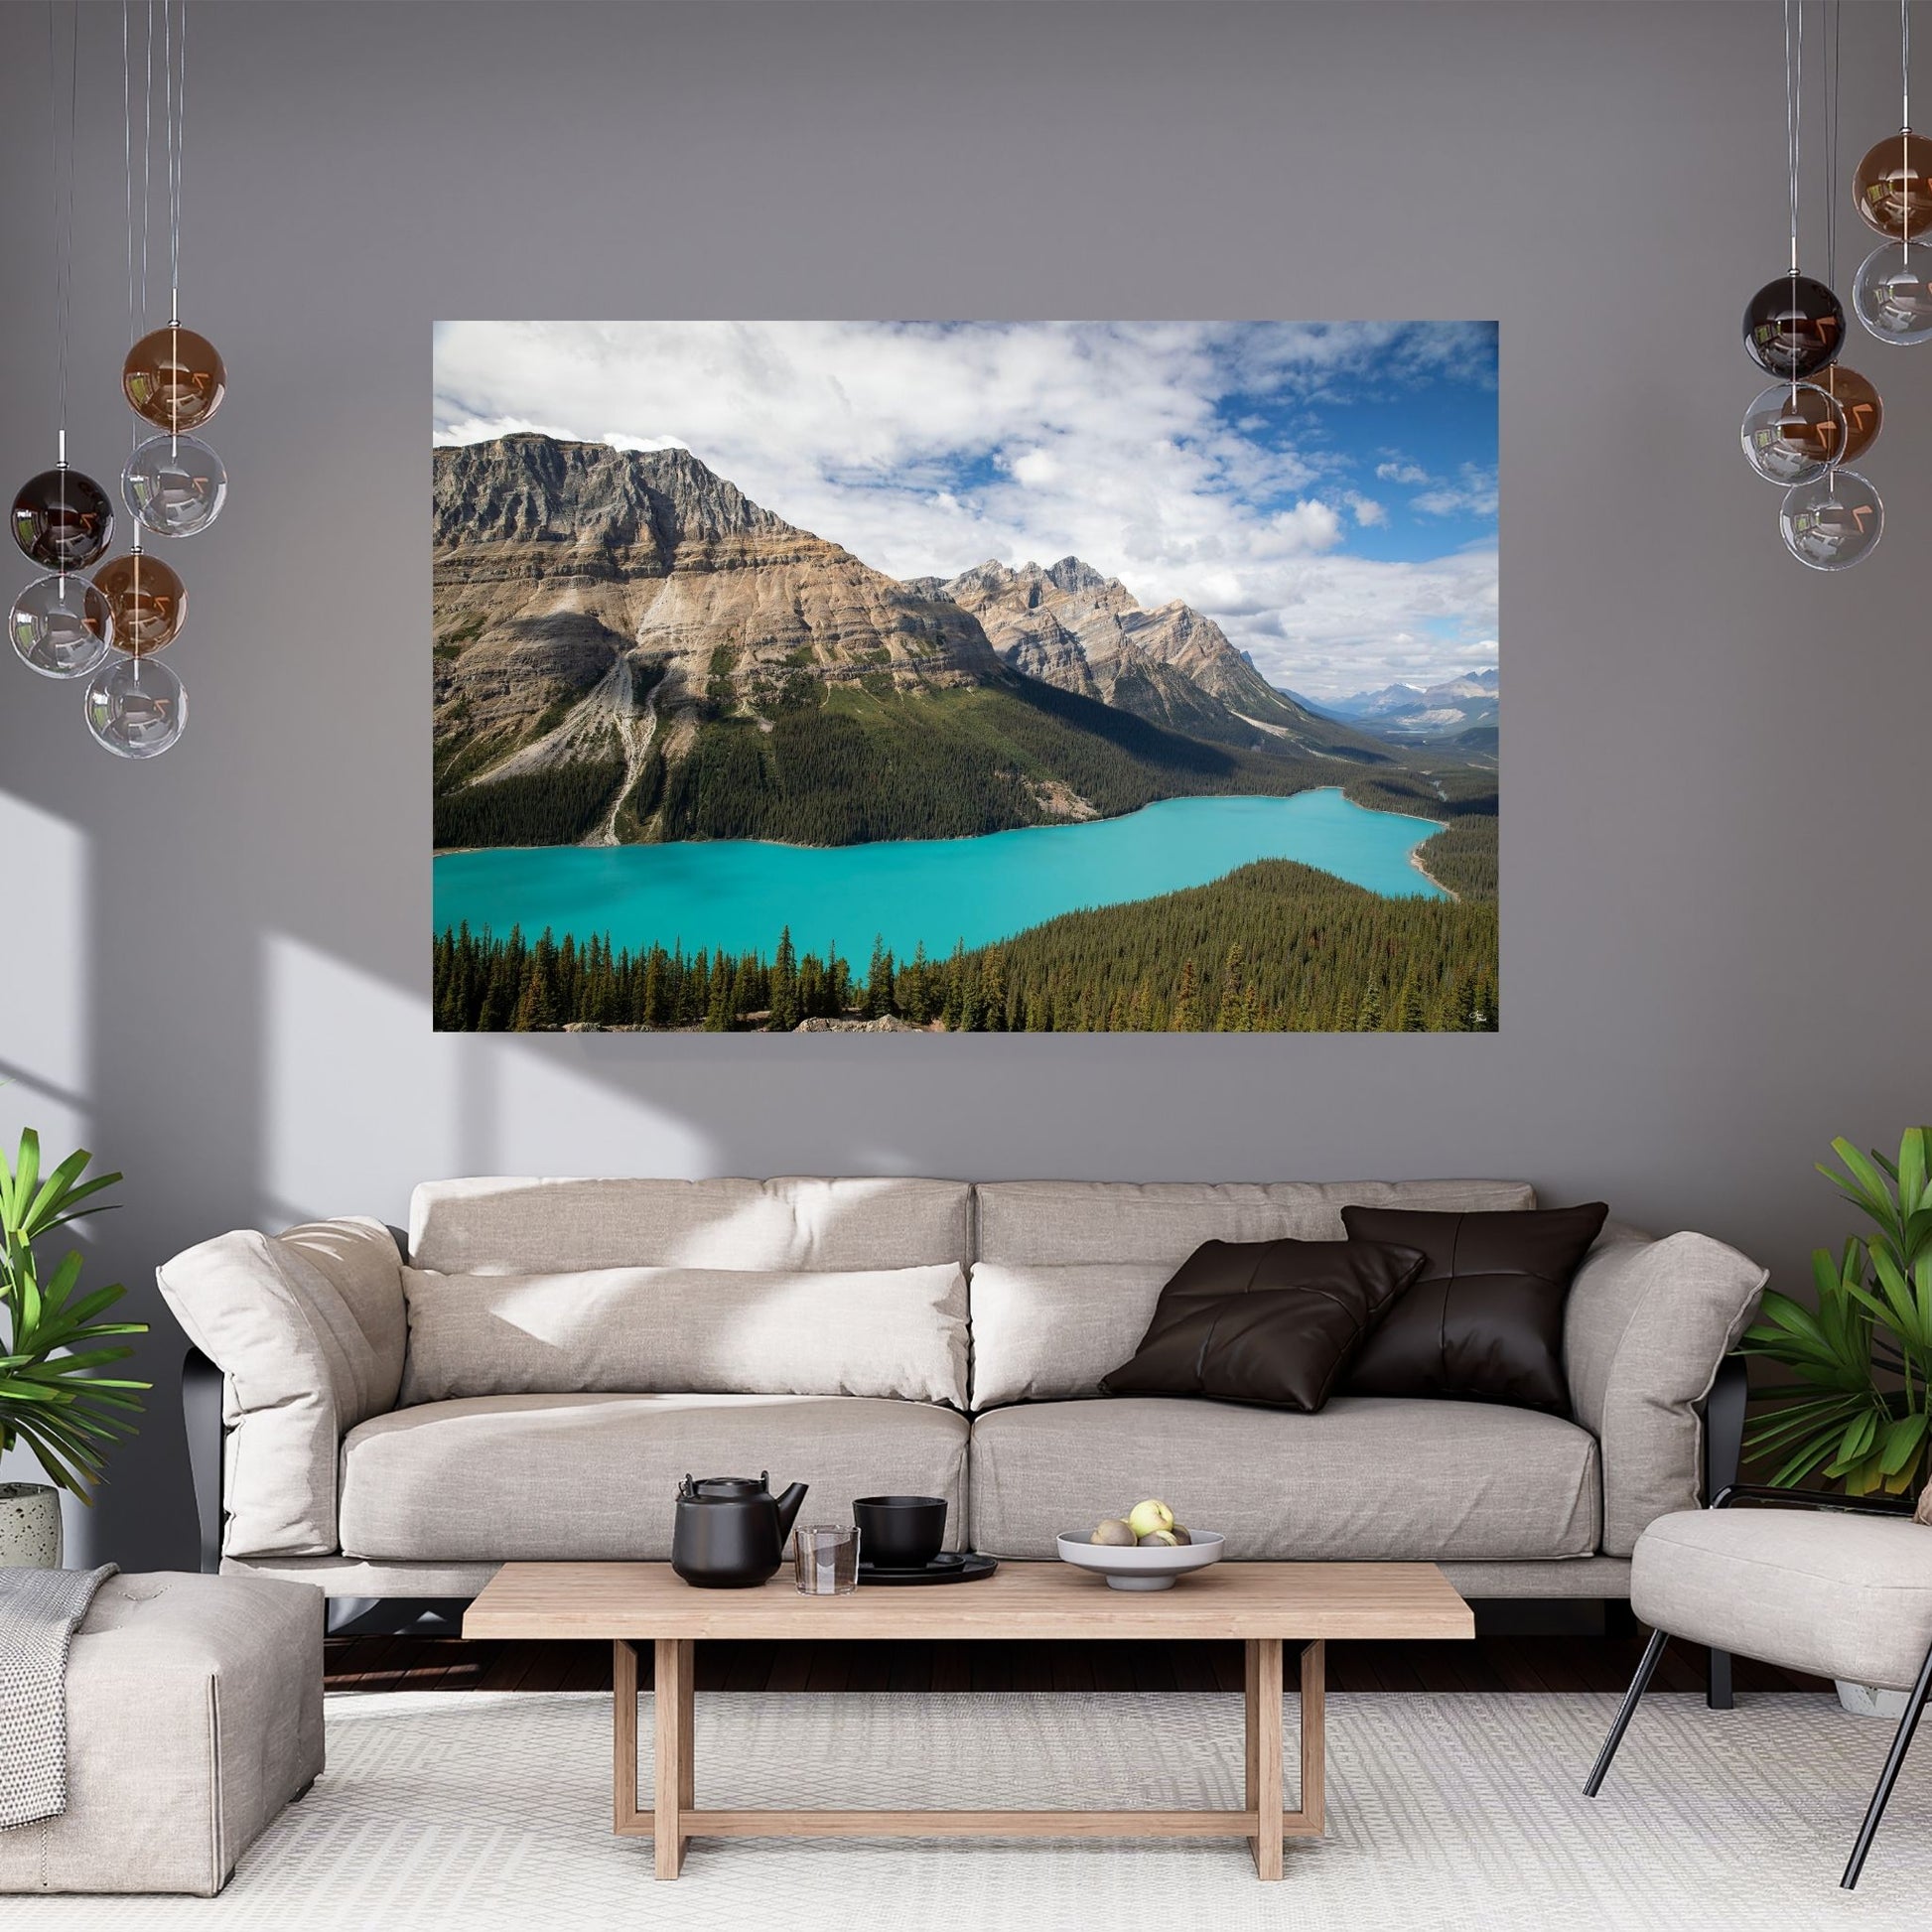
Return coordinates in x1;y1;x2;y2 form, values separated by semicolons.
0;1571;323;1895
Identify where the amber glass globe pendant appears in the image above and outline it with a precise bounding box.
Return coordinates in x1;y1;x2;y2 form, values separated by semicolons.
122;320;226;434
93;546;188;655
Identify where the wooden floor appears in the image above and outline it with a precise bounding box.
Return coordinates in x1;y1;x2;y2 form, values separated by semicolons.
326;1633;1827;1699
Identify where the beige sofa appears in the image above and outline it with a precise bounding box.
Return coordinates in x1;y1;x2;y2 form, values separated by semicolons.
159;1175;1767;1610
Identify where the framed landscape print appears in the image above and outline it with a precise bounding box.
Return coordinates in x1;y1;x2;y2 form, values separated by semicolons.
431;321;1498;1033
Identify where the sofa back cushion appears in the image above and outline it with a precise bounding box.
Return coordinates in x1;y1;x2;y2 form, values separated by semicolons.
408;1175;972;1274
400;1263;970;1408
972;1179;1536;1267
968;1181;1534;1405
155;1217;405;1558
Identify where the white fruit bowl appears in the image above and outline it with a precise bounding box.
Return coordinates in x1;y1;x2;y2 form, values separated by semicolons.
1055;1530;1225;1590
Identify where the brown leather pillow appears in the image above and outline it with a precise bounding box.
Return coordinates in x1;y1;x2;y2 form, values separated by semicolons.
1099;1237;1427;1413
1340;1202;1609;1413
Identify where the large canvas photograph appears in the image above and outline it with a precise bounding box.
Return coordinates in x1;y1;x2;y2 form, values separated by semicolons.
431;321;1498;1033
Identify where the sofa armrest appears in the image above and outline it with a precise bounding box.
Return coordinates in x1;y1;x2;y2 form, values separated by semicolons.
156;1217;406;1561
1563;1228;1769;1558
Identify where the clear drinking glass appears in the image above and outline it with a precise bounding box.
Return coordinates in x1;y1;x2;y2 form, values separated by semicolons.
793;1524;861;1594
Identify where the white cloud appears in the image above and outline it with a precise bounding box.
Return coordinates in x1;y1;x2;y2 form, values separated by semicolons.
1412;464;1500;519
432;322;1496;699
1375;459;1432;484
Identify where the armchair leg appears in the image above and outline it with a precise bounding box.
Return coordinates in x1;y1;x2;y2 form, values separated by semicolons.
1840;1640;1932;1891
1706;1646;1733;1711
1586;1627;1670;1797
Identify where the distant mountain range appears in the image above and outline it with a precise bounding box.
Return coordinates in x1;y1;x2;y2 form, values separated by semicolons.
431;435;1419;850
1301;668;1498;746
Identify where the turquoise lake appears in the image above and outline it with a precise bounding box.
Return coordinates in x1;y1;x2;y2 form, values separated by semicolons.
434;788;1448;962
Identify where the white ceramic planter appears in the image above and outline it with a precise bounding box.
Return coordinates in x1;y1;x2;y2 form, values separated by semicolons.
0;1481;63;1568
1837;1678;1911;1720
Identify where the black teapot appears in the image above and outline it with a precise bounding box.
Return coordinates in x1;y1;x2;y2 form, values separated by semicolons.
671;1471;809;1587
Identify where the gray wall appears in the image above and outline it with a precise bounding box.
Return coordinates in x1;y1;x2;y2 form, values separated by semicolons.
2;1;1926;1570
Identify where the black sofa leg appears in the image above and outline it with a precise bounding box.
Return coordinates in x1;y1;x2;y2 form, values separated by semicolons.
1586;1627;1671;1797
181;1345;225;1575
1706;1646;1733;1710
1841;1640;1932;1890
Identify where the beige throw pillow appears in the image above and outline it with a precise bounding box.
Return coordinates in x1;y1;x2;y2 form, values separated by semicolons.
400;1263;970;1409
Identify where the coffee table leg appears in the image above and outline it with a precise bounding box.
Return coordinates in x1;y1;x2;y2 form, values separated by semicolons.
613;1639;642;1833
1296;1639;1325;1837
1246;1636;1285;1879
654;1637;694;1878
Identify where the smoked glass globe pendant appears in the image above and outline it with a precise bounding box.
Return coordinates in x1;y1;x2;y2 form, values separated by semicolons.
82;652;186;759
122;433;226;537
1742;272;1846;377
1780;469;1884;571
11;466;113;570
92;549;187;654
10;573;114;679
121;323;225;433
1740;381;1845;483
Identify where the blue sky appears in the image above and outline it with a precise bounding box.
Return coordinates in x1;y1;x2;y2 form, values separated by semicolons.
433;321;1498;700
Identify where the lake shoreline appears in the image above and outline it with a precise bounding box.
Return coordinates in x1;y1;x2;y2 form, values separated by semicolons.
435;790;1452;963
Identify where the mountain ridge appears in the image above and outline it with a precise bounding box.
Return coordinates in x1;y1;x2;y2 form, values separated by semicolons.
432;434;1427;851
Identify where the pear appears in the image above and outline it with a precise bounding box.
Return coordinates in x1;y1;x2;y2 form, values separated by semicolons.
1127;1498;1174;1539
1169;1524;1193;1546
1138;1529;1180;1547
1089;1518;1136;1547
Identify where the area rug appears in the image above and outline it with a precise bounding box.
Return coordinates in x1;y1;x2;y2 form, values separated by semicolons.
2;1691;1925;1930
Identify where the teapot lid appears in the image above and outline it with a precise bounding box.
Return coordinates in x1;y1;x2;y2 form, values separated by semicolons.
683;1470;771;1499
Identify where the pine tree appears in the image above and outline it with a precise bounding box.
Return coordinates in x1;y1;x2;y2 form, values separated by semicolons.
704;959;736;1032
1216;945;1246;1031
769;925;800;1032
1171;959;1200;1031
1400;979;1428;1032
1356;979;1382;1031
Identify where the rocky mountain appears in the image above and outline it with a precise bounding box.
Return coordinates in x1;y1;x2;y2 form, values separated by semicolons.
1323;667;1498;743
921;555;1378;759
433;435;1408;851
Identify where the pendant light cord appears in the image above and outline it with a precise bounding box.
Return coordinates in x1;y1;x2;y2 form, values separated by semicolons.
168;0;185;330
1904;0;1912;131
46;3;77;465
1786;0;1805;277
1827;0;1840;289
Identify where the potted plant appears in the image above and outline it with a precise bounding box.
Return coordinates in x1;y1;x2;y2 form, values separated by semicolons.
0;1129;148;1567
1738;1126;1932;1714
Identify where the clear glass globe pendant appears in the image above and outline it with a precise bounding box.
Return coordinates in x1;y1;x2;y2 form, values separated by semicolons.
1854;238;1932;344
122;433;226;537
1740;382;1845;483
83;652;187;759
10;572;114;678
1780;469;1884;571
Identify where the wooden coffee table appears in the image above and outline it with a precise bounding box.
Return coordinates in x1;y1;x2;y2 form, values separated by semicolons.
464;1559;1471;1880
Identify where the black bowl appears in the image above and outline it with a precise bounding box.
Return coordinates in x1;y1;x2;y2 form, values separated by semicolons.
854;1494;947;1571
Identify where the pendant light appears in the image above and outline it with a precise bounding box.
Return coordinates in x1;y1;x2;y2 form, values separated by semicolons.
90;0;201;757
1783;0;1881;571
9;3;116;680
120;0;225;532
1854;0;1932;343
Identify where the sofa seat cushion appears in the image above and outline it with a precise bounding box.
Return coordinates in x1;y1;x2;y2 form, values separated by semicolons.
338;1392;970;1562
968;1395;1600;1561
1632;1508;1932;1691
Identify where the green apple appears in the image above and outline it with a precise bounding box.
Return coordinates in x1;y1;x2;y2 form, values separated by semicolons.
1127;1498;1174;1539
1089;1518;1136;1547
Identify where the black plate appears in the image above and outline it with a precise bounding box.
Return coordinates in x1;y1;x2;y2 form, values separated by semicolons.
857;1552;1000;1587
